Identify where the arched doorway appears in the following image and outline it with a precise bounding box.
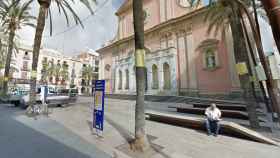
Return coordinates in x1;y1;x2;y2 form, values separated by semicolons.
152;64;159;89
163;63;171;89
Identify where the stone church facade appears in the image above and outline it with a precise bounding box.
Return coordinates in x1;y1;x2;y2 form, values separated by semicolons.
97;0;241;96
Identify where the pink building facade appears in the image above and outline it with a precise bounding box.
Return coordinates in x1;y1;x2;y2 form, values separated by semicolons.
97;0;241;96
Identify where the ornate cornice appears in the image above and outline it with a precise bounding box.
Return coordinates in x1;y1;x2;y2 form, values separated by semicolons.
97;7;207;53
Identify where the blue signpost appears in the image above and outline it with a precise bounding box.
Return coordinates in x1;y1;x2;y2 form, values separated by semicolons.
93;80;105;132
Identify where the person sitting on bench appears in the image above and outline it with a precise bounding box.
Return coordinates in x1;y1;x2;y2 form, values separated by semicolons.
205;103;222;136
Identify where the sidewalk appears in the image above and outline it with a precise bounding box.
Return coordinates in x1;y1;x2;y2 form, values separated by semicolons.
0;104;110;158
50;98;280;158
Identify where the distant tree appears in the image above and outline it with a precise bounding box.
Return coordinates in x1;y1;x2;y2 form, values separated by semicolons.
47;60;55;84
0;0;35;94
61;61;69;85
54;62;61;85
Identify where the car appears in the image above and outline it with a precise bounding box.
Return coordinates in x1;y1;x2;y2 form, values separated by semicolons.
19;86;77;109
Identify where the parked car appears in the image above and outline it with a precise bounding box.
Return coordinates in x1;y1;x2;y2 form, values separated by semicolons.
7;90;29;107
19;86;77;109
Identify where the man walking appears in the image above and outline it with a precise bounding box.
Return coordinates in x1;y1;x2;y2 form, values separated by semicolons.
205;103;222;136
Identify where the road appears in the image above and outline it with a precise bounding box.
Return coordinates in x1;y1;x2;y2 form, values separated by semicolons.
0;104;111;158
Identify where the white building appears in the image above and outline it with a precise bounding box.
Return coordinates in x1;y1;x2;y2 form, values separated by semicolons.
0;41;100;95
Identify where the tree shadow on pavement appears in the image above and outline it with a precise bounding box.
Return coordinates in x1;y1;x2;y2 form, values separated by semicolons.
0;105;110;158
105;115;171;158
105;116;134;142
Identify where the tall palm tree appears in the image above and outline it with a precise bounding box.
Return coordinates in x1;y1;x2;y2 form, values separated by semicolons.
131;0;149;151
207;0;280;123
193;0;261;128
29;0;97;107
0;0;35;94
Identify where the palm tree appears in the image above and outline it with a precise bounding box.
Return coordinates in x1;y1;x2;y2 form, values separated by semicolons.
131;0;149;151
61;61;69;85
81;65;93;94
192;0;260;128
82;65;93;83
54;61;61;85
0;0;35;95
47;59;55;84
29;0;97;107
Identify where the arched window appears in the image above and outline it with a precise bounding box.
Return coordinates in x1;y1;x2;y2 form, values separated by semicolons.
118;70;122;90
197;39;220;70
152;64;159;89
163;63;171;89
125;69;129;89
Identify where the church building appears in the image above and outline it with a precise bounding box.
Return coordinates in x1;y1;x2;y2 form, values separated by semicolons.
97;0;241;97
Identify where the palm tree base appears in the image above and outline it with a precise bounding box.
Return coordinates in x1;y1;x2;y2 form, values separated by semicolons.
129;136;150;152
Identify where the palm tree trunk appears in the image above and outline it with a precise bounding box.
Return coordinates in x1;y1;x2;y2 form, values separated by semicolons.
132;0;149;151
240;12;271;110
238;3;280;121
29;3;48;106
261;0;280;54
230;13;260;128
3;28;16;94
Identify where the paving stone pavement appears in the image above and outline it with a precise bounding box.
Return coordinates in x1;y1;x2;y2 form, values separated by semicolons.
49;97;280;158
0;104;111;158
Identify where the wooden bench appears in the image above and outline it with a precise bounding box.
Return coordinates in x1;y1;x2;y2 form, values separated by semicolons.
145;110;279;146
191;102;247;111
175;107;249;120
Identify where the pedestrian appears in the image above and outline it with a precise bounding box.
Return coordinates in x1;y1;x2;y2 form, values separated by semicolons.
205;103;222;136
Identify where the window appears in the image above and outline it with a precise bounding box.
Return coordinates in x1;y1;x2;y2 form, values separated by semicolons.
105;64;111;71
205;49;216;69
23;52;30;60
95;60;99;66
22;61;28;71
152;65;159;89
203;48;219;70
197;39;220;71
21;72;27;79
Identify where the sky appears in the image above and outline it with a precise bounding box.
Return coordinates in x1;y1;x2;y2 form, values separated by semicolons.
18;0;276;56
19;0;125;56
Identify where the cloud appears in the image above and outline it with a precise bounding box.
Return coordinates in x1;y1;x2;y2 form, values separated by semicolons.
18;0;124;56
